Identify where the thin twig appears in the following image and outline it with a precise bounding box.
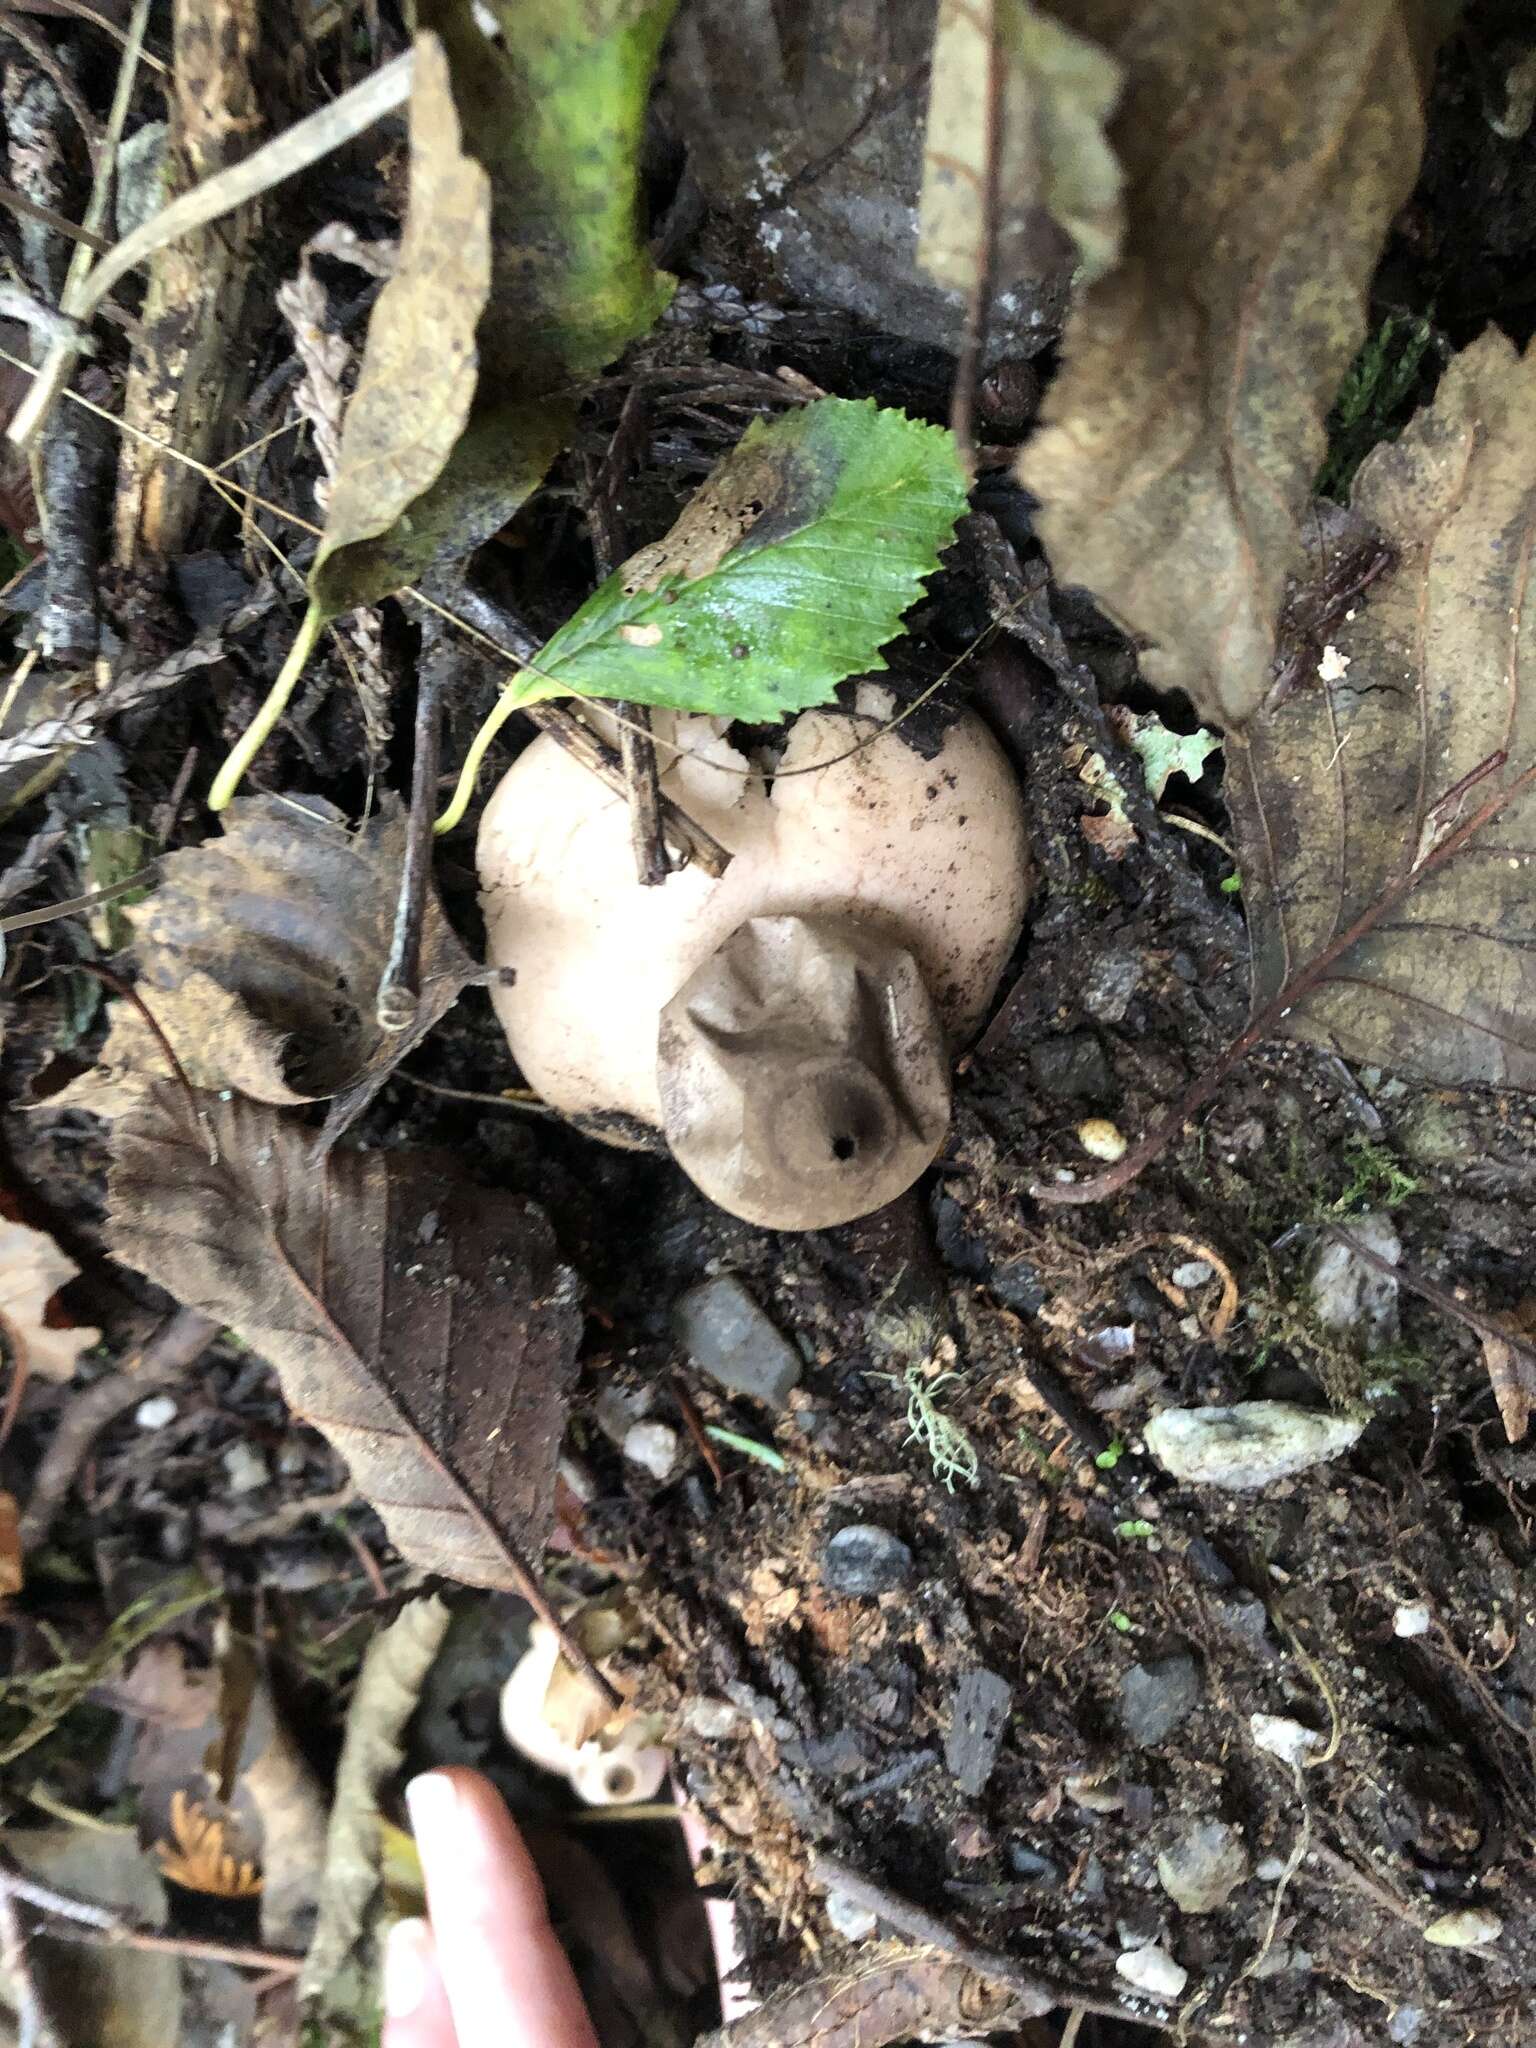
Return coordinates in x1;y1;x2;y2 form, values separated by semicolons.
0;1866;65;2048
8;46;414;447
0;865;155;933
18;1307;218;1551
1036;753;1536;1205
376;637;447;1032
48;1920;304;1975
0;179;110;252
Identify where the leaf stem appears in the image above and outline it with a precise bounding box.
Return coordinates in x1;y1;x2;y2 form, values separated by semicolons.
208;599;326;812
1036;754;1536;1207
434;669;544;835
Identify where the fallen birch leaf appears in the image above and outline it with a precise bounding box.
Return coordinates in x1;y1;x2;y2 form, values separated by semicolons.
106;1090;583;1588
1018;0;1434;727
918;0;1123;293
67;795;477;1111
0;1212;100;1383
302;1595;451;2000
441;399;967;821
1226;329;1536;1088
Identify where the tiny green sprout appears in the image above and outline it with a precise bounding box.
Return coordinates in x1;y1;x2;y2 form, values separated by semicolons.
1220;869;1243;895
1095;1439;1125;1470
1115;1519;1156;1541
1109;1608;1134;1633
705;1426;788;1473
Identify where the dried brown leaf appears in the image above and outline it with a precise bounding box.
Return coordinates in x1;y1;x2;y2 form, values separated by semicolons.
66;794;477;1112
301;1595;450;1999
0;1487;20;1597
106;1089;583;1588
918;0;1123;294
1227;330;1536;1087
309;31;491;608
0;1214;100;1383
695;1951;1041;2048
1018;0;1433;727
1483;1333;1536;1446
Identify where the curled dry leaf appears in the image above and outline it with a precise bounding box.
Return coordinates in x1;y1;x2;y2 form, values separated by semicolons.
1478;1301;1536;1445
1018;0;1433;727
918;0;1123;294
67;795;477;1112
695;1951;1043;2048
0;1212;101;1383
302;1595;451;2000
310;0;678;617
106;1088;583;1589
1227;330;1536;1088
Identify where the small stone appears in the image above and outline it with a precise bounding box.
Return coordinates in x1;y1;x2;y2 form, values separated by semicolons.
1066;1774;1123;1814
1144;1403;1366;1489
1393;1601;1432;1638
1077;1117;1127;1162
134;1395;178;1430
1028;1032;1112;1102
1215;1591;1271;1654
1388;2009;1423;2044
1171;1260;1214;1289
1250;1713;1322;1768
1156;1820;1250;1913
991;1256;1046;1314
623;1421;679;1482
675;1276;801;1410
1256;1856;1291;1882
1007;1844;1061;1882
824;1888;878;1942
221;1441;270;1495
1082;949;1142;1023
682;1697;741;1740
1119;1655;1201;1747
821;1523;914;1597
1423;1907;1501;1949
1311;1215;1401;1353
1115;1944;1188;2000
944;1668;1012;1795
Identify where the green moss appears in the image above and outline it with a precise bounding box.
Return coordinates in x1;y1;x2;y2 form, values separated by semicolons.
1317;310;1441;499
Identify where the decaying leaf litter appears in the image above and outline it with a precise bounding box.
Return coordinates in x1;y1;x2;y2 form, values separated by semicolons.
0;3;1535;2046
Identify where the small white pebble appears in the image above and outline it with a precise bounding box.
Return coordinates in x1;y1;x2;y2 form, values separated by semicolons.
1255;1855;1290;1882
221;1442;270;1496
1250;1713;1321;1768
1077;1117;1127;1163
1393;1601;1432;1638
134;1395;178;1430
1116;1944;1188;1999
1317;645;1351;682
623;1421;679;1483
1171;1260;1214;1288
1424;1907;1501;1949
825;1888;878;1942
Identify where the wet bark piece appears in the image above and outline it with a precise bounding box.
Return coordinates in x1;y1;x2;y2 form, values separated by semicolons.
107;1088;583;1589
114;0;299;562
944;1667;1012;1795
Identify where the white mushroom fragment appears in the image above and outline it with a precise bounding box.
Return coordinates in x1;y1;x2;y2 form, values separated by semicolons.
499;1620;669;1808
478;703;1030;1228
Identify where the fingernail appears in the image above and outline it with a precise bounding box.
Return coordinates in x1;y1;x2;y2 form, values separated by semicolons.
405;1770;459;1843
383;1917;432;2019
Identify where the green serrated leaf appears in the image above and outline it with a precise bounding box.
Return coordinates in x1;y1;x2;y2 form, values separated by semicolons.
522;399;969;721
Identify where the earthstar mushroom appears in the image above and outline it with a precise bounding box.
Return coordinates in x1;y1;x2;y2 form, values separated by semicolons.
477;699;1029;1228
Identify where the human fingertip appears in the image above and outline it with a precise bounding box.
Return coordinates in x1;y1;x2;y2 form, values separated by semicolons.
405;1769;461;1845
382;1916;433;2020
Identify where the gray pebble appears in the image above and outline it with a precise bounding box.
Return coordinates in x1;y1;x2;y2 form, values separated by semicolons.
1028;1032;1112;1102
675;1276;801;1409
1119;1654;1202;1747
1311;1213;1401;1353
1144;1403;1366;1489
1082;950;1142;1024
822;1523;914;1597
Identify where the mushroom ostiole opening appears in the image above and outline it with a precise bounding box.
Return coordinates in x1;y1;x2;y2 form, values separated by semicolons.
831;1134;856;1161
